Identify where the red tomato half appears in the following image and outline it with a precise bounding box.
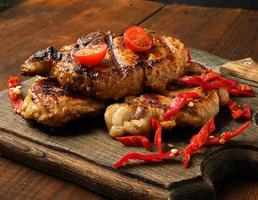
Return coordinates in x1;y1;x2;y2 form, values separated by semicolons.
123;26;153;52
74;44;107;66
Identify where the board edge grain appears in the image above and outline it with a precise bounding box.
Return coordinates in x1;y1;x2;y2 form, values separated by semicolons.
0;129;172;200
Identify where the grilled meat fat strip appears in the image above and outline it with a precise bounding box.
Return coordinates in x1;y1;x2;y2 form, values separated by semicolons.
21;32;188;99
21;76;105;127
105;86;229;138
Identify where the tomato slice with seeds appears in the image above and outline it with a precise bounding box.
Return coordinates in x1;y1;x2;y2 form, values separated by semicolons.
74;44;107;66
123;26;153;52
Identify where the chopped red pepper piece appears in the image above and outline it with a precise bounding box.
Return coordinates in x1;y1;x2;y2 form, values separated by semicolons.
201;71;220;82
242;106;251;119
116;136;152;151
8;76;23;114
227;99;243;119
240;84;252;92
151;117;163;153
207;121;250;145
227;98;251;120
163;92;200;120
113;150;180;168
183;118;215;168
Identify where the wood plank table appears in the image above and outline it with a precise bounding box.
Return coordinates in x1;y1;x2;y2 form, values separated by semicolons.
0;1;257;199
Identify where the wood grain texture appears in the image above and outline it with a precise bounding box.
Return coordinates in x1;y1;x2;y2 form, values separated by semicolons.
0;157;103;200
0;0;163;90
220;58;258;83
0;1;258;200
141;4;258;61
218;177;258;200
0;130;171;200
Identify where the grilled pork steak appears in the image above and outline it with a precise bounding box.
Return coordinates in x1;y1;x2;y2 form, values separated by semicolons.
21;31;188;99
20;76;105;127
104;86;229;138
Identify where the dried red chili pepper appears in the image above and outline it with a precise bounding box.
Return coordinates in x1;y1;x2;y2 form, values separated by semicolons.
207;121;250;145
182;118;215;168
178;71;219;86
177;76;203;86
220;77;256;97
116;136;152;151
151;117;163;153
114;117;181;168
163;92;200;120
227;99;251;120
242;106;251;119
203;79;224;90
113;150;180;168
8;76;23;114
178;71;256;97
201;71;220;82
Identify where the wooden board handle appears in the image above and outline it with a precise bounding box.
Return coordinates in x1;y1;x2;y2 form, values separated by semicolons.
220;58;258;83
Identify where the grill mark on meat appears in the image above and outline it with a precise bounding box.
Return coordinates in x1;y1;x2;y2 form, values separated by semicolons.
105;32;120;68
21;32;187;99
104;87;226;137
21;76;105;127
32;77;69;103
34;46;62;61
77;32;106;48
132;94;163;108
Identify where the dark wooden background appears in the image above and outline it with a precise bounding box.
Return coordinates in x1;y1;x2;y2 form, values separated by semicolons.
0;0;257;199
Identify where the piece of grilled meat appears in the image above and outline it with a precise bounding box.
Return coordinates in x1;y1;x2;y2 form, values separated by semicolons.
20;46;62;76
21;31;188;99
104;86;229;138
20;76;105;127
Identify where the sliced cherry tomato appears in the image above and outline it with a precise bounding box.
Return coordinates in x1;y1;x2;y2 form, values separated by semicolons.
74;44;107;66
123;26;153;52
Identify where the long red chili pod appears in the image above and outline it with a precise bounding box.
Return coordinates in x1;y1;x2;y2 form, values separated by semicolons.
177;76;203;86
8;76;23;114
116;136;152;151
220;77;256;97
207;121;251;145
113;150;180;168
163;92;200;120
178;71;219;86
151;117;163;153
228;88;256;97
183;118;216;168
178;71;256;97
201;71;220;82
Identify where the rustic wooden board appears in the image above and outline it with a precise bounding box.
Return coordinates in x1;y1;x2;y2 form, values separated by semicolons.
0;49;257;200
220;58;258;83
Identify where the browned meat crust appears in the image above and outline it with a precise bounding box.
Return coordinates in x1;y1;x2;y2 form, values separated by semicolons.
20;46;62;76
21;32;187;99
104;86;229;138
20;76;105;127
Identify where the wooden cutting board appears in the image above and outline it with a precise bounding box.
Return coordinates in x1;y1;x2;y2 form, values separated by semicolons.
0;49;257;200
